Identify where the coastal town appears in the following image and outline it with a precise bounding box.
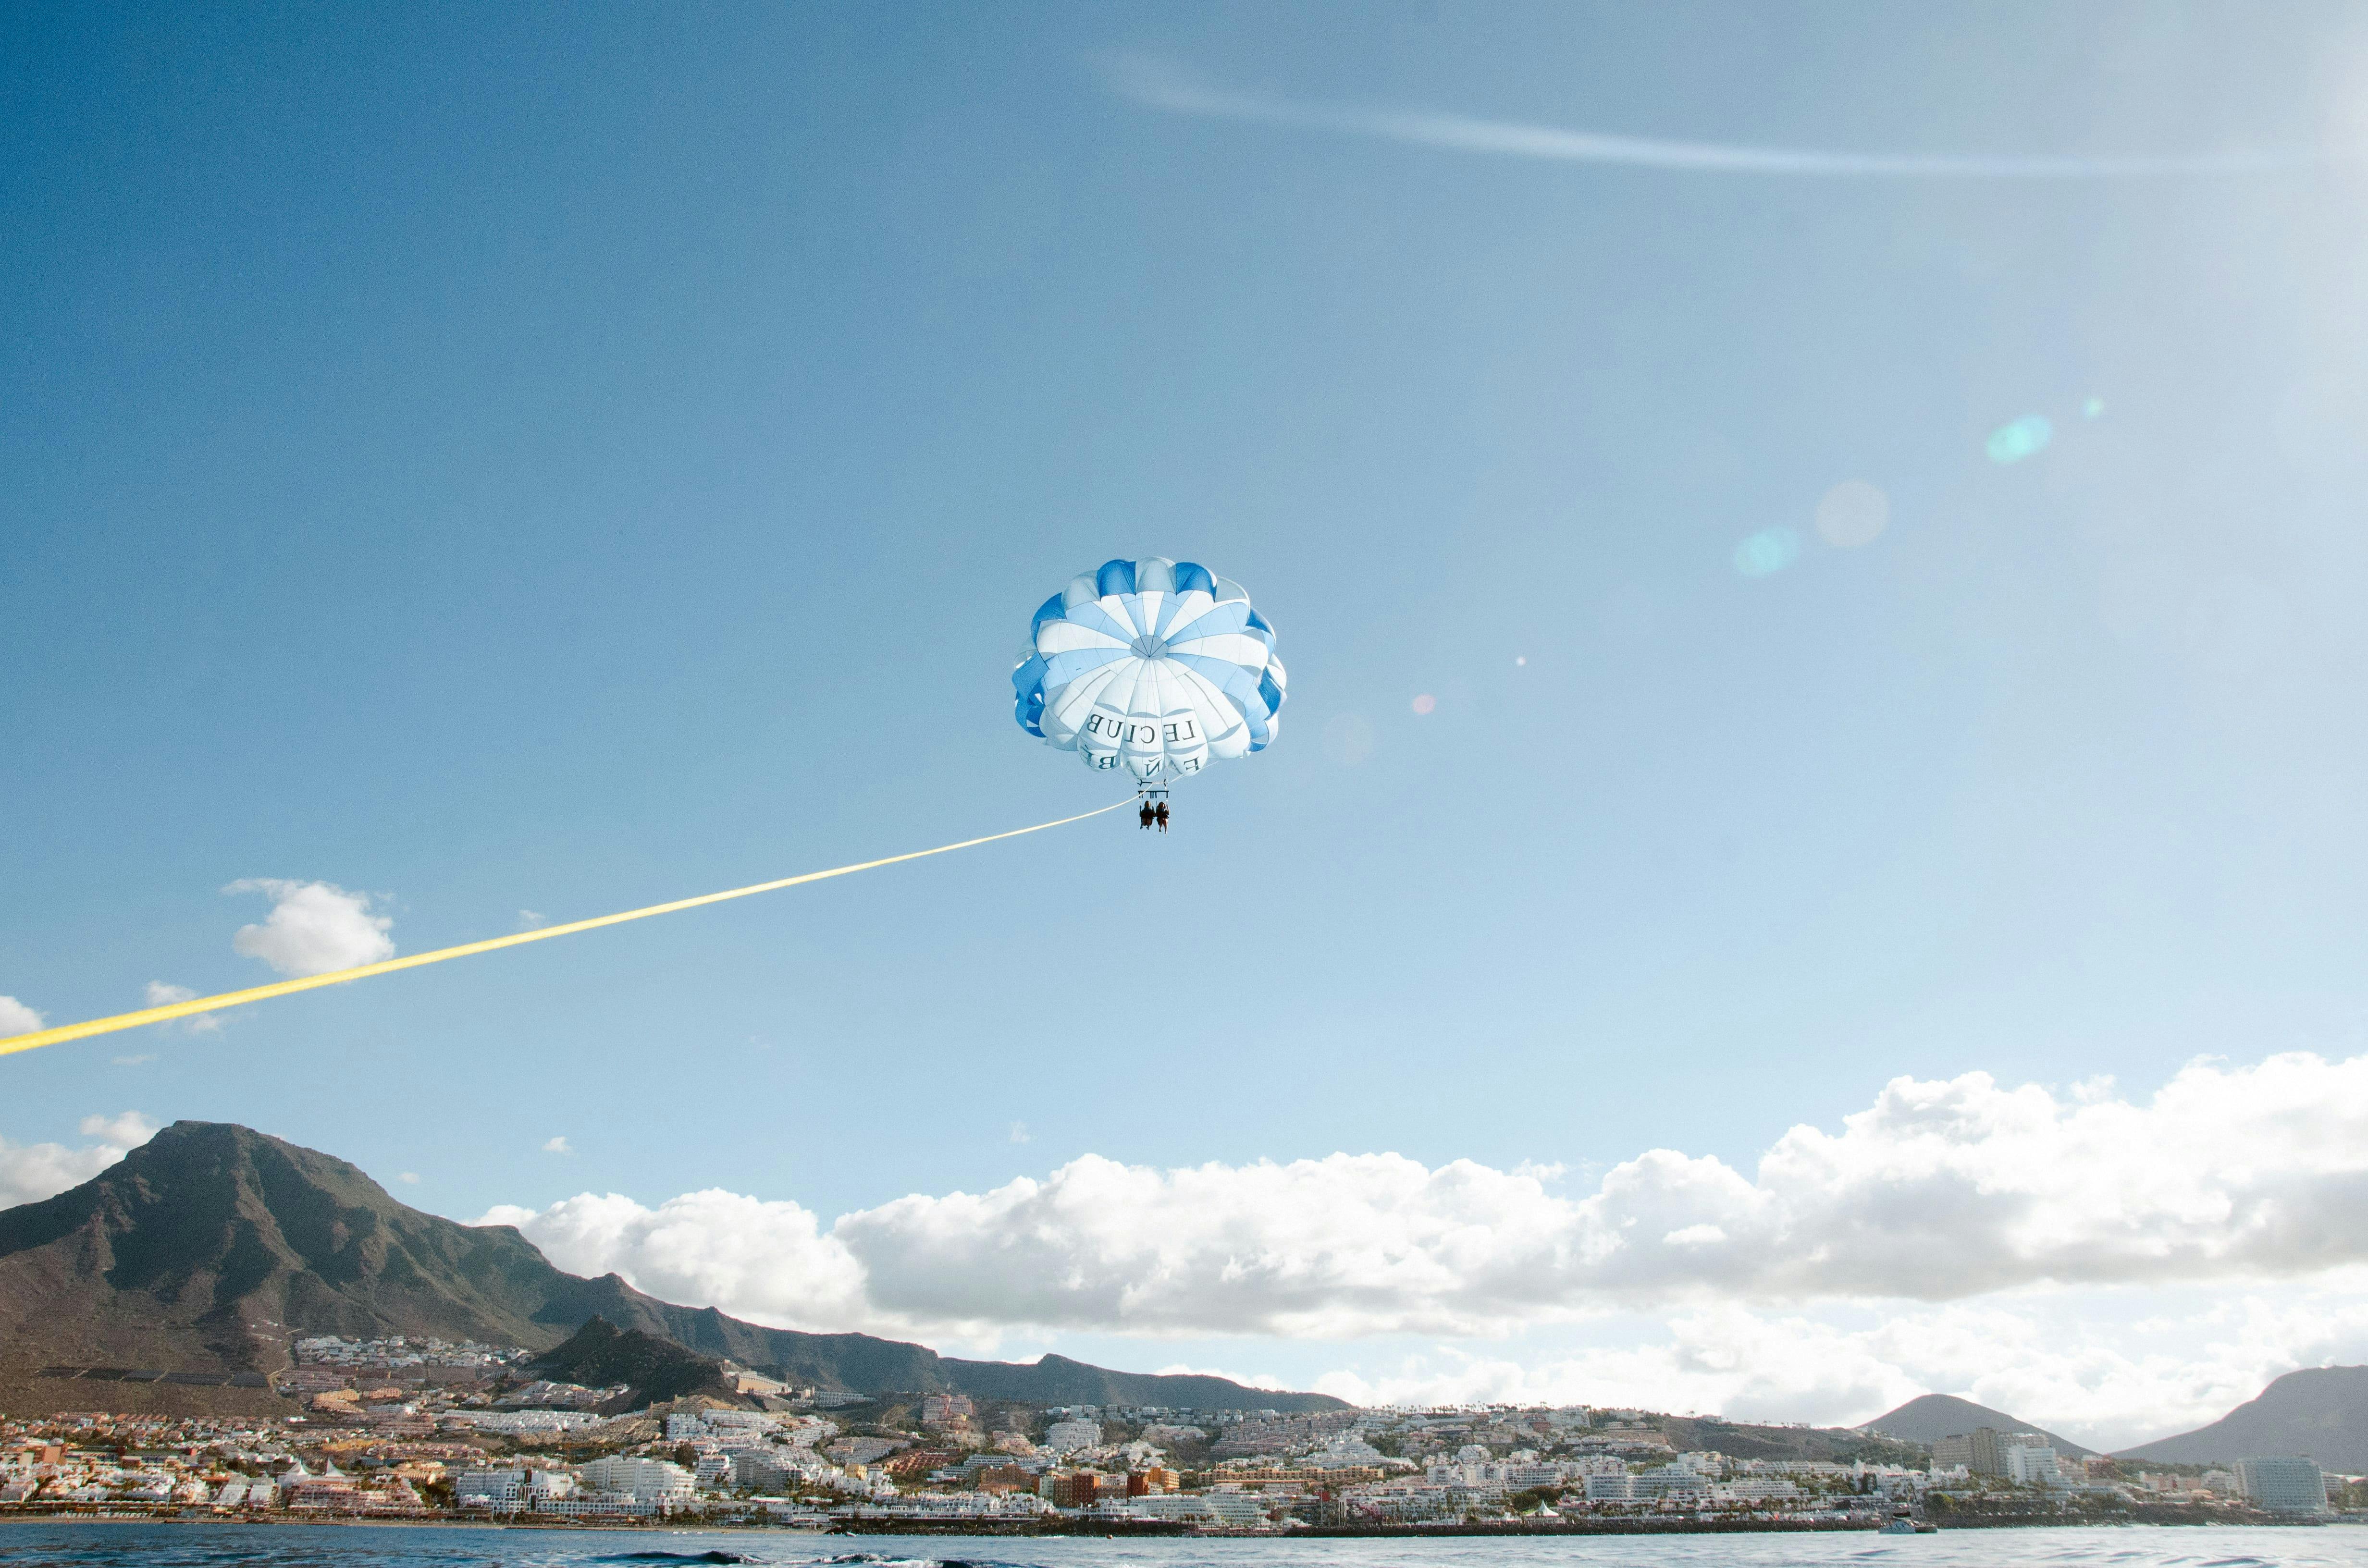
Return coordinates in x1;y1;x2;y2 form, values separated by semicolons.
1;1334;2356;1533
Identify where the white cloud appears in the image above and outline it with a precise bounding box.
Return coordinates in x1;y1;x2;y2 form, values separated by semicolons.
223;879;394;977
1008;1121;1030;1144
480;1054;2368;1442
517;910;547;930
486;1053;2368;1338
483;1188;869;1327
1305;1285;2368;1451
0;1112;158;1209
542;1136;572;1155
0;995;45;1038
111;1054;157;1067
1100;55;2307;179
143;981;221;1033
1151;1362;1289;1391
79;1112;161;1146
398;1172;421;1185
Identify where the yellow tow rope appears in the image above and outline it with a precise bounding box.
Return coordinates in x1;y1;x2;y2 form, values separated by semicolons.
0;801;1129;1058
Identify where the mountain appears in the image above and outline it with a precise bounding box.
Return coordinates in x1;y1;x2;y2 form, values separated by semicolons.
531;1317;741;1409
0;1120;1345;1416
2116;1367;2368;1470
1659;1415;1924;1465
1858;1394;2095;1458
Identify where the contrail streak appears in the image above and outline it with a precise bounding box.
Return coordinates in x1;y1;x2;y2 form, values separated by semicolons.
1102;55;2318;179
0;801;1129;1059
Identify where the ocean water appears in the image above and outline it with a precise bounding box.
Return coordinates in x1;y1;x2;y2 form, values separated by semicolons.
1;1527;2366;1568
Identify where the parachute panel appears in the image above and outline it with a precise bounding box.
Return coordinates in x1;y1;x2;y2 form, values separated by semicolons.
1013;556;1284;786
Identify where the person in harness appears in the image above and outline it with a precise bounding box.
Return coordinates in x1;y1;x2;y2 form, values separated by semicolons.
1154;799;1170;833
1139;799;1156;830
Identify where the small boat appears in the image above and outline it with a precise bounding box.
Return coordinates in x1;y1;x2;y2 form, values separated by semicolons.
1880;1507;1934;1534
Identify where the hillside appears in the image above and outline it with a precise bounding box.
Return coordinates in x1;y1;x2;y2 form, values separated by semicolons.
0;1121;1344;1416
1659;1415;1924;1465
1858;1394;2095;1457
2116;1367;2368;1470
530;1317;741;1409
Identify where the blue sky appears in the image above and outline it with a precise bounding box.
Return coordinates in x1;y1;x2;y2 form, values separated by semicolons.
9;4;2368;1441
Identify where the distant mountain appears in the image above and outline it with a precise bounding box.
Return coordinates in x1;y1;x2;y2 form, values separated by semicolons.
2116;1367;2368;1470
0;1120;1344;1415
1858;1394;2095;1458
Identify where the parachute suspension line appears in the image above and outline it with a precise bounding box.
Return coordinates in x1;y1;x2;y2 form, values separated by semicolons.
0;801;1133;1060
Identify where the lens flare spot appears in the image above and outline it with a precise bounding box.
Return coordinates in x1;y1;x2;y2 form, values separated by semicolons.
1814;480;1890;548
2083;396;2105;419
1411;693;1436;715
1514;655;1527;667
1732;527;1801;578
1986;414;2054;464
1323;713;1376;766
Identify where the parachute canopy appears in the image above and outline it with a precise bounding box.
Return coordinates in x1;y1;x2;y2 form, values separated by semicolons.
1012;556;1286;785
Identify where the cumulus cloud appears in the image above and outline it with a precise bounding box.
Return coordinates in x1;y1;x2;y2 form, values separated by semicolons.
79;1112;160;1146
481;1188;869;1327
486;1054;2368;1342
1307;1285;2368;1450
143;981;222;1033
224;879;394;977
0;1112;159;1209
398;1172;422;1185
542;1136;572;1155
0;995;45;1038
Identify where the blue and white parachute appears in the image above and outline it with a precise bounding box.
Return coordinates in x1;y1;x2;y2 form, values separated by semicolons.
1012;557;1285;785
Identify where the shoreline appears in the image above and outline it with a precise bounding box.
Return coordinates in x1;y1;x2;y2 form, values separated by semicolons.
1;1509;2343;1537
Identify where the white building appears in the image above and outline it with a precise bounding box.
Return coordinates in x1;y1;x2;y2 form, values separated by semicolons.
533;1492;665;1518
1309;1434;1386;1469
1045;1420;1104;1454
2006;1446;2066;1488
1636;1463;1707;1500
734;1449;826;1491
703;1410;779;1432
1197;1490;1276;1526
1128;1493;1221;1521
2235;1457;2331;1516
526;1470;577;1504
577;1457;695;1506
450;1468;527;1508
1710;1476;1803;1503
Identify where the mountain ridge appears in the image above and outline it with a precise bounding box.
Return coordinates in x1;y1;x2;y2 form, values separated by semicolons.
1857;1393;2096;1457
2115;1366;2368;1470
0;1120;1344;1415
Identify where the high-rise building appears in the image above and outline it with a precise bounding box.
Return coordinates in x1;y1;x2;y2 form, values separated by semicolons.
1038;1470;1100;1508
2004;1445;2063;1488
1932;1427;2051;1479
2235;1457;2330;1515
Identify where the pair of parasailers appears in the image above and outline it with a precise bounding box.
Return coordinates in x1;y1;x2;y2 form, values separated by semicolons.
1137;799;1170;832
